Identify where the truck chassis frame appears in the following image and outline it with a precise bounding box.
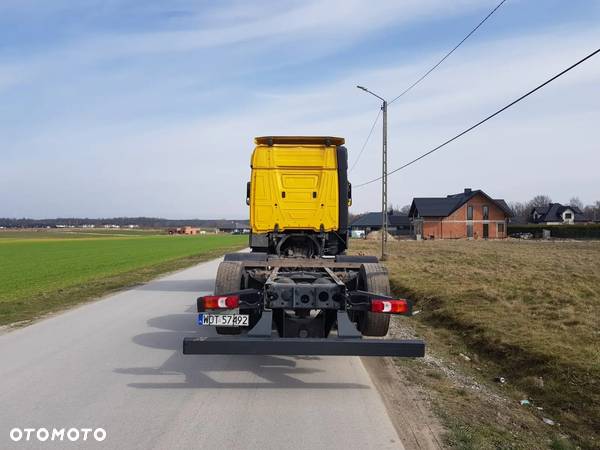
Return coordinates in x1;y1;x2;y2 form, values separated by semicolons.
183;255;425;357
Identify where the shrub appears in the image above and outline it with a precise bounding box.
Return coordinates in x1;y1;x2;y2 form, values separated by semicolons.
508;224;600;239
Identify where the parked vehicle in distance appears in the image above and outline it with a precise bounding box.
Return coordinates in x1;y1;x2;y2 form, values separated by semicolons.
351;229;366;238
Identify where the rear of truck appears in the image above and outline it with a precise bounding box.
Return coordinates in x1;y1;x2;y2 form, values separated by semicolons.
183;136;424;357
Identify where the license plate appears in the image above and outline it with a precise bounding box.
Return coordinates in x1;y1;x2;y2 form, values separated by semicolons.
198;313;249;327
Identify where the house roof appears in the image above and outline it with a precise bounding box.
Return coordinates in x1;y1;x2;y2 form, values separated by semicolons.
389;214;410;226
409;189;513;218
533;205;550;216
350;212;382;227
532;203;586;222
350;212;409;227
215;220;250;229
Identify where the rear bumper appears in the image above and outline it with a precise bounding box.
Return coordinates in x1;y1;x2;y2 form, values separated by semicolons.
182;336;425;357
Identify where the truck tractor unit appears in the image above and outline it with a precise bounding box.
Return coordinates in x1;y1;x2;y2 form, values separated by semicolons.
183;136;425;357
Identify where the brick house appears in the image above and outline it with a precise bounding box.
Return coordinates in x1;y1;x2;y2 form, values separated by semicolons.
168;226;200;235
409;188;513;239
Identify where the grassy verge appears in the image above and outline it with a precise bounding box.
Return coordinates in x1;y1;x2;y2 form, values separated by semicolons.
351;239;600;449
0;232;247;326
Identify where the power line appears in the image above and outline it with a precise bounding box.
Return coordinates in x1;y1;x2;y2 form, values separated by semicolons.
349;109;381;172
351;1;506;174
354;47;600;188
389;0;507;105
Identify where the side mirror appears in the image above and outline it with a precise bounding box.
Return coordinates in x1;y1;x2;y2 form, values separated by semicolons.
347;182;352;207
246;181;251;206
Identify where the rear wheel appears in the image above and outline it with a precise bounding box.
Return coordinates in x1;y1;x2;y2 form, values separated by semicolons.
358;263;391;336
214;261;244;335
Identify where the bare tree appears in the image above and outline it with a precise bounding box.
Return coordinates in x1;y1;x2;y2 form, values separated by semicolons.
509;201;529;223
529;195;552;208
583;201;600;222
387;204;411;215
510;195;552;223
569;196;584;210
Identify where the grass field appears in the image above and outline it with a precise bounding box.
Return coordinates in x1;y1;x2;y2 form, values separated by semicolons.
351;239;600;449
0;228;164;239
0;230;247;326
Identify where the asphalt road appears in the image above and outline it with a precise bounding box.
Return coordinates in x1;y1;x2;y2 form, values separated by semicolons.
0;257;404;450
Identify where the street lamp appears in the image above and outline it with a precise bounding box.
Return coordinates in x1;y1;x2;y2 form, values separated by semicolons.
357;85;388;260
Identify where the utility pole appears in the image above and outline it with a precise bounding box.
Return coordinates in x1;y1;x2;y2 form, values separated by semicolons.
381;99;388;260
357;85;388;260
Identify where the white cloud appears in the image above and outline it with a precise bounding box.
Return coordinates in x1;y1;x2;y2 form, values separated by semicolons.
1;0;487;85
1;2;599;217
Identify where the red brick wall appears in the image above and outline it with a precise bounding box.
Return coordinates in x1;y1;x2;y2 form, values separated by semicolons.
419;193;508;239
422;218;443;238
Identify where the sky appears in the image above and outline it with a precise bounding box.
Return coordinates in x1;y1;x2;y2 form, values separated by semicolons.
1;0;599;219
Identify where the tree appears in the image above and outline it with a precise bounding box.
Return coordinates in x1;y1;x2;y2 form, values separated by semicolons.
400;204;411;214
528;195;552;208
508;201;529;224
569;197;584;210
508;195;552;223
387;204;411;215
583;201;600;222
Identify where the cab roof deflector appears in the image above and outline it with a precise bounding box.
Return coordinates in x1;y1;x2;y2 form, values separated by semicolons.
255;136;345;146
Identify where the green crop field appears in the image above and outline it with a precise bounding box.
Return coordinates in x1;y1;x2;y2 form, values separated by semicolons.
0;231;247;325
0;228;164;239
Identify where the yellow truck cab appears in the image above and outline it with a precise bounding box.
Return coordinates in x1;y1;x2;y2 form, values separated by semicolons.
247;136;351;257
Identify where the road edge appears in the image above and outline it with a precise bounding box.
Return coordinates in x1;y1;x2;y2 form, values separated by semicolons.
361;356;445;450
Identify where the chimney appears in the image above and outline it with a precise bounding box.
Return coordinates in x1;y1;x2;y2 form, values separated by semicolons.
464;188;472;195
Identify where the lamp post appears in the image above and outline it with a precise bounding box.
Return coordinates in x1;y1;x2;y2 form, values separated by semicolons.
357;85;388;260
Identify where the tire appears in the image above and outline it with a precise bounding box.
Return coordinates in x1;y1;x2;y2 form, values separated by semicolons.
358;263;391;336
214;261;244;335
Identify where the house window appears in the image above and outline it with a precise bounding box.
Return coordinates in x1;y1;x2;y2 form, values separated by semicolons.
497;223;505;234
564;213;572;219
483;206;489;220
467;206;473;220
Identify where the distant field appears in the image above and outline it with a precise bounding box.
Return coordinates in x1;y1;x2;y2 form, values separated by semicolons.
0;231;247;325
351;239;600;449
0;228;163;239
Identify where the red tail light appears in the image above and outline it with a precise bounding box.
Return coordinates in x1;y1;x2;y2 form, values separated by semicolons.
371;299;409;314
201;295;240;310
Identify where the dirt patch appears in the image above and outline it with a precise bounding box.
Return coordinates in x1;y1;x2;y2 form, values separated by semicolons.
366;230;397;241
